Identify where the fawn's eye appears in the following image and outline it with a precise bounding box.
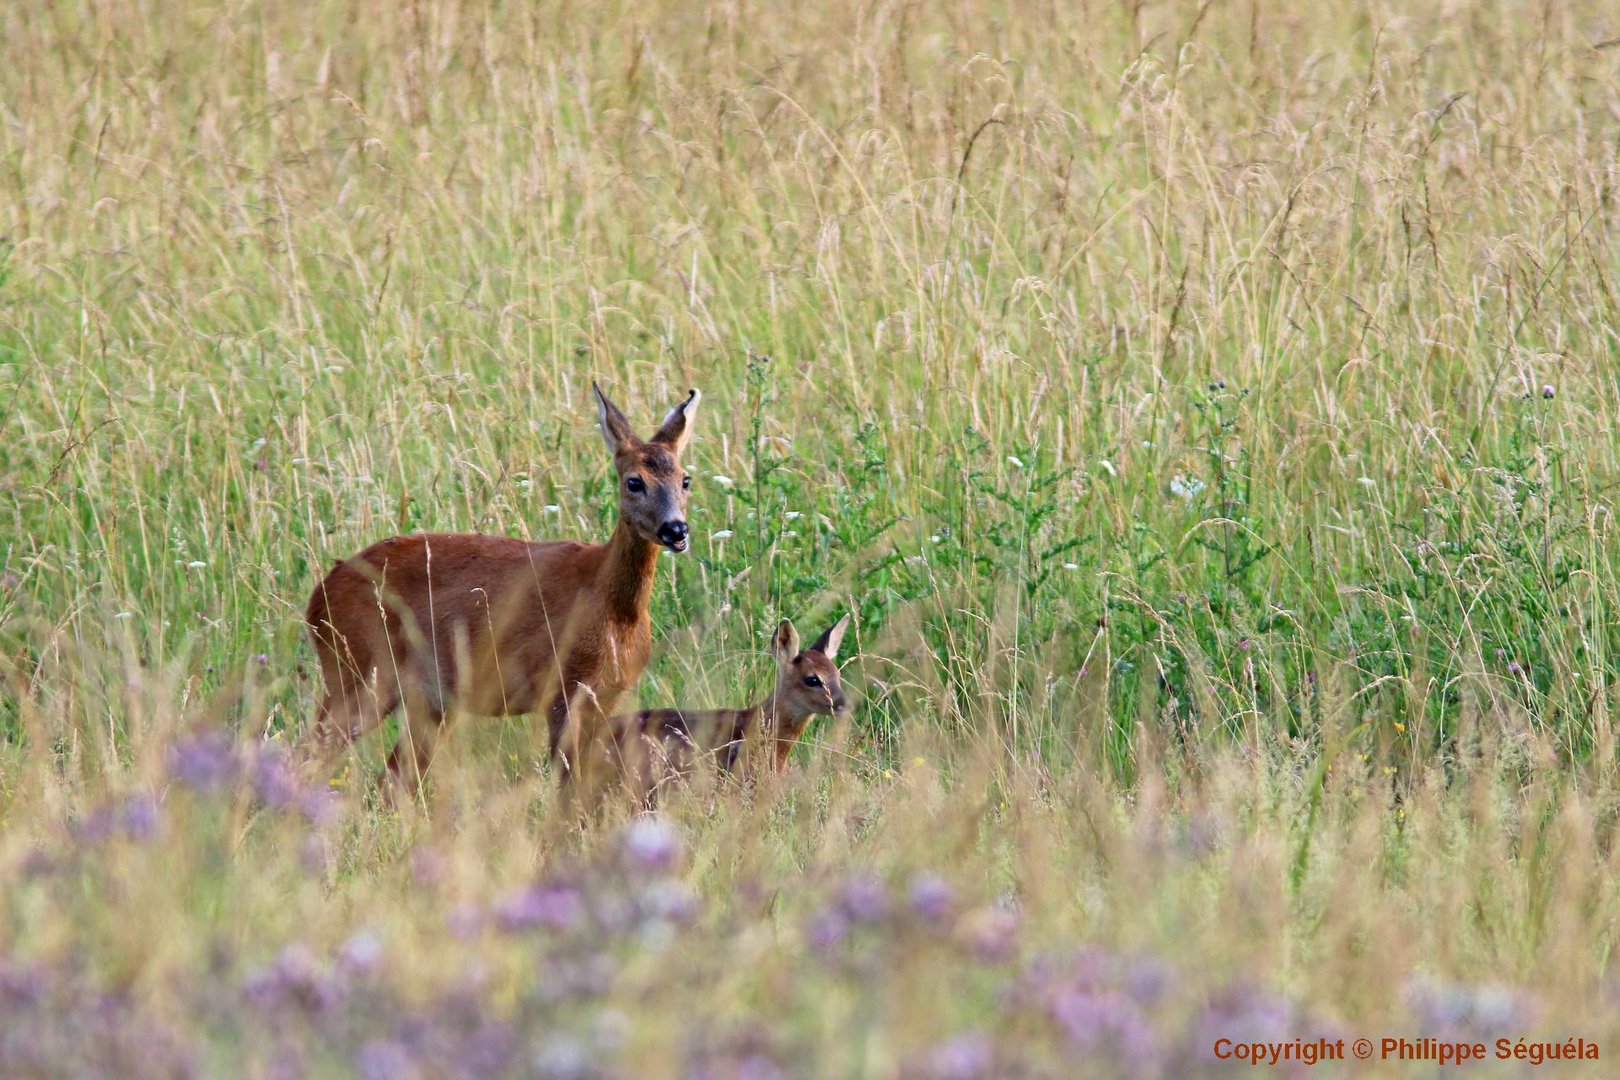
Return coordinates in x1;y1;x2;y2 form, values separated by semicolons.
625;476;645;493
803;675;822;688
682;474;691;489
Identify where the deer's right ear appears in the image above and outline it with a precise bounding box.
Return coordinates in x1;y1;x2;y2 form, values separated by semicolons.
650;388;700;455
594;382;637;454
773;619;801;666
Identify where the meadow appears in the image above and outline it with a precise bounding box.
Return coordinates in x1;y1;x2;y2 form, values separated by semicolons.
4;0;1620;1074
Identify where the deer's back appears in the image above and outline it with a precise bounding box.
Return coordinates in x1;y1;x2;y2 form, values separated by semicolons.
611;706;759;779
306;532;605;713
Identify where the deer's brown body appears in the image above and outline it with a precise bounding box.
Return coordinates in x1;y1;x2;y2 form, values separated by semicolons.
599;615;851;804
305;384;699;791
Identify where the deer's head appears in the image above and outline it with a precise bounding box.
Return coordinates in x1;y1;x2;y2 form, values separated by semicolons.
594;382;700;552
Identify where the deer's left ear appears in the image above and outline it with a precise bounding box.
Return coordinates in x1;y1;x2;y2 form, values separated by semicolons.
772;619;801;666
809;613;850;660
651;388;701;454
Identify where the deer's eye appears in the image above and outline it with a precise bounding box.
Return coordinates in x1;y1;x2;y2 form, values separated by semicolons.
682;474;691;489
626;476;646;493
803;675;822;688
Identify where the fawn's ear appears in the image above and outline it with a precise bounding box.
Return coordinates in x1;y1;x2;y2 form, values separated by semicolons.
594;382;637;454
650;388;701;455
773;619;801;666
809;613;850;660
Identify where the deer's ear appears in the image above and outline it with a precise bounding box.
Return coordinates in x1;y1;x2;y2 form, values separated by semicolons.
773;619;801;666
651;388;700;454
594;382;637;454
809;613;850;660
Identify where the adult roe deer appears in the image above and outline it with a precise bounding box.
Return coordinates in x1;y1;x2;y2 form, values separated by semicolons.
304;382;700;792
599;615;851;804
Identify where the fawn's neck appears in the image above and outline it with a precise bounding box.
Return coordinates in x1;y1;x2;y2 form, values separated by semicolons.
599;518;660;621
758;690;791;736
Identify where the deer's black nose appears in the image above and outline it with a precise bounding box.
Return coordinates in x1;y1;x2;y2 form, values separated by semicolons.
657;521;689;548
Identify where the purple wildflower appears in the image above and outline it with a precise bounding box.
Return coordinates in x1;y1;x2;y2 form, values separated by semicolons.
805;907;849;953
735;1055;788;1080
837;874;889;923
0;963;46;1008
493;883;585;934
1191;983;1294;1062
960;906;1020;965
640;879;699;926
337;930;385;977
907;872;955;924
1124;954;1173;1005
462;1020;520;1076
1404;975;1534;1037
120;794;160;842
925;1031;995;1080
1048;987;1157;1068
621;816;681;874
242;943;343;1015
0;572;18;590
16;848;56;879
75;794;161;844
531;1033;591;1080
249;745;299;807
167;731;238;793
357;1039;420;1080
1542;384;1556;399
297;786;341;827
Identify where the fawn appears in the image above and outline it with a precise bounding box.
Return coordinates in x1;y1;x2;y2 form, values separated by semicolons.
304;382;699;792
600;615;851;803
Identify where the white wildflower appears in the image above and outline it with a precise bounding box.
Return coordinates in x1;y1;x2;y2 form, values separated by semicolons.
1169;474;1206;501
711;475;735;488
784;511;802;520
187;561;208;569
1063;563;1080;571
1007;455;1026;469
114;611;133;620
544;504;561;513
711;530;734;540
1098;459;1118;477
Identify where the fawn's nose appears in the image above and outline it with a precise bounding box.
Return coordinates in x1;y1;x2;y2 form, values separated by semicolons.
656;520;689;549
832;691;850;713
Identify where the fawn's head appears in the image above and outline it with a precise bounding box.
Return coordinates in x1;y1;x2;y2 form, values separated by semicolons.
768;614;851;772
594;382;700;553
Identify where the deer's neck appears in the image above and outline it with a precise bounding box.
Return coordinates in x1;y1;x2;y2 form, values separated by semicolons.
758;689;790;735
600;519;660;621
